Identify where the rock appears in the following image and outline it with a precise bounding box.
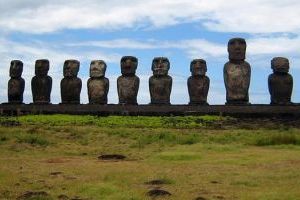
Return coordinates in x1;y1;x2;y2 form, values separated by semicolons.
17;191;50;200
98;154;126;161
146;189;171;197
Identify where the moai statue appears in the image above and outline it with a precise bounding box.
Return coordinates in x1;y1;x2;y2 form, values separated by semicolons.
87;60;109;104
31;59;52;104
224;38;251;105
117;56;139;105
60;60;82;104
8;60;25;104
149;57;172;105
188;59;210;105
268;57;293;105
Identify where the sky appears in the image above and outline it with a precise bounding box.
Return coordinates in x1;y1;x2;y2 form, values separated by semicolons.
1;0;300;105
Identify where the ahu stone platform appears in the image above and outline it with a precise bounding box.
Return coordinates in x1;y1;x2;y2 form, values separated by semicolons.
1;104;300;117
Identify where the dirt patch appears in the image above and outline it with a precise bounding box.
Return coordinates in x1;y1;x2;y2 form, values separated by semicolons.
98;154;126;161
71;196;86;200
145;179;170;185
214;195;225;199
195;197;207;200
58;194;69;200
147;189;171;197
211;180;221;184
50;171;63;176
17;191;50;200
44;158;71;163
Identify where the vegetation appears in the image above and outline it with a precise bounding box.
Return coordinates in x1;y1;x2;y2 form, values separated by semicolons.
0;115;300;199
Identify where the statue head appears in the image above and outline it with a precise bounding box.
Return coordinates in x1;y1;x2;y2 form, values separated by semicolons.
271;57;289;73
228;38;247;62
190;59;207;76
152;57;170;76
90;60;107;78
120;56;138;76
63;60;80;78
9;60;23;78
35;59;49;77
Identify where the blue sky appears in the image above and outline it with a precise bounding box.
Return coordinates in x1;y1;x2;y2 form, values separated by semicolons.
1;0;300;104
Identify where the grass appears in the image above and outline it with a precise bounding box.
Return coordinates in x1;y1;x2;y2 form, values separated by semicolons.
0;115;300;199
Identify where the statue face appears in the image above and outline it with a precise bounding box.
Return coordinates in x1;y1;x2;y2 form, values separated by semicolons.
228;38;246;61
152;57;170;76
190;59;207;76
9;60;23;78
121;56;138;76
63;60;80;78
271;57;289;73
90;60;106;78
35;59;49;77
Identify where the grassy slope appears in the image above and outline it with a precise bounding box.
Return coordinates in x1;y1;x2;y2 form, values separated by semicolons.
0;115;300;200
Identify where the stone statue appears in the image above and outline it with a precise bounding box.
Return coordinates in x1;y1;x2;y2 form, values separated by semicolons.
188;59;210;105
224;38;251;105
8;60;25;104
31;59;52;104
87;60;109;104
149;57;172;105
60;60;82;104
268;57;293;105
117;56;139;105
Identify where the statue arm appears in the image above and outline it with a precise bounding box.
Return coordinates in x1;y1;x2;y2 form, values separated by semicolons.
49;76;53;93
21;78;25;93
135;77;140;96
268;75;273;95
117;77;120;97
105;78;109;95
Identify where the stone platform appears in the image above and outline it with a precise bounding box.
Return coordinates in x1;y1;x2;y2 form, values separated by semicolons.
1;104;300;117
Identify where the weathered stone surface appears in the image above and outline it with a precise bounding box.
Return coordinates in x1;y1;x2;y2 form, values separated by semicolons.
31;59;52;104
8;60;25;104
87;60;109;104
61;60;82;104
188;59;210;105
117;56;139;105
268;57;293;105
224;38;251;105
1;104;300;117
149;57;172;104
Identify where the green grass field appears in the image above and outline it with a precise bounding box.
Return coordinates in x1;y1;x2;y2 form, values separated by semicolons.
0;115;300;200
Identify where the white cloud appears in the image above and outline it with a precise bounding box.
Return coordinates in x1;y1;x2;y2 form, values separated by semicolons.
68;38;226;58
0;0;299;34
66;35;300;60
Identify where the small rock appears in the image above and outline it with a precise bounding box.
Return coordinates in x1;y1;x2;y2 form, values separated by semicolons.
98;154;126;161
147;189;171;197
17;191;50;200
211;181;220;184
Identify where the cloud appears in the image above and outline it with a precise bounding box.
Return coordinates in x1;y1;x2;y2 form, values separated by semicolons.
0;0;299;34
66;35;300;61
68;38;226;58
